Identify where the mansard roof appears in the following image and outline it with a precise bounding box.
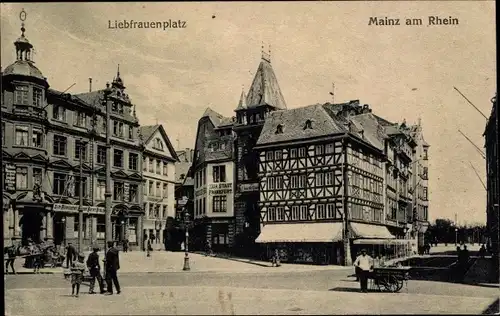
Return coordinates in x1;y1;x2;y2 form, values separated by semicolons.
246;58;286;110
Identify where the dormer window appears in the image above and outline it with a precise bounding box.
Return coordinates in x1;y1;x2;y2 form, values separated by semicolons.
275;124;283;134
304;120;313;130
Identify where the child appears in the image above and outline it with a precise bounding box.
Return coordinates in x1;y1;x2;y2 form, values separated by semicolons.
33;254;42;274
70;254;86;297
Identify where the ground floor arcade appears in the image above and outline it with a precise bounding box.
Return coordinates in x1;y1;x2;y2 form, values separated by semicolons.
3;197;144;250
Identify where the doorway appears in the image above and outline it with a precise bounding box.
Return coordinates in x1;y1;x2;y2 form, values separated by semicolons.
19;211;43;245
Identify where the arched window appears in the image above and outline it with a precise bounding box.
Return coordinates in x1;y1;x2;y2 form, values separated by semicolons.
275;124;283;134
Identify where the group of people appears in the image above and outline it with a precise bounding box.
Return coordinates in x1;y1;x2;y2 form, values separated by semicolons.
67;241;121;297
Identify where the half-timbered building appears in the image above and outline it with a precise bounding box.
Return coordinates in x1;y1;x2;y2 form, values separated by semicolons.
255;100;412;265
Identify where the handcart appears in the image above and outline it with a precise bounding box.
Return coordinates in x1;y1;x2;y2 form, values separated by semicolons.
369;266;411;293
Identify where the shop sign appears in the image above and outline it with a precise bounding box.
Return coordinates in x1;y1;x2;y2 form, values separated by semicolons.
208;182;232;195
238;182;259;192
195;187;207;197
5;164;16;192
53;203;105;214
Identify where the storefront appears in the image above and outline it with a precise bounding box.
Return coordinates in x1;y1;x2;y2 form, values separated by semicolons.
256;222;344;265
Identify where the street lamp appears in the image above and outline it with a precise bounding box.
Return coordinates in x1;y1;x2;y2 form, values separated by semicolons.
61;217;66;247
182;211;190;271
120;220;125;242
455;227;459;246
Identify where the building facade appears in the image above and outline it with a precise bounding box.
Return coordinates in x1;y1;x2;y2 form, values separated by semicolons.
2;15;145;249
232;53;287;254
192;108;236;252
484;93;499;278
140;125;178;249
254;101;427;265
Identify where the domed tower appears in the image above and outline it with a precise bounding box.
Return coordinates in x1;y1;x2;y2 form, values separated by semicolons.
2;9;51;246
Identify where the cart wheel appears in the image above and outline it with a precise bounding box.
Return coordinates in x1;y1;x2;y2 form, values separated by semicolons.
383;276;402;293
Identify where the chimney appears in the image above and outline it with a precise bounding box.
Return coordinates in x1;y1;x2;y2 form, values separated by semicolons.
89;78;92;92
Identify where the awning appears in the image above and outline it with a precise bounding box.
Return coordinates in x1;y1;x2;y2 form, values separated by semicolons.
353;238;411;245
256;222;343;243
350;222;395;239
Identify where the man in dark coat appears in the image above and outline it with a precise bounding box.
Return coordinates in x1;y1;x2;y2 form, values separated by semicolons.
86;247;105;294
104;241;121;295
66;242;77;268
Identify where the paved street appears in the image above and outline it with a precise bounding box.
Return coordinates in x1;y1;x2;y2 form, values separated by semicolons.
10;251;349;274
5;267;498;315
5;249;499;315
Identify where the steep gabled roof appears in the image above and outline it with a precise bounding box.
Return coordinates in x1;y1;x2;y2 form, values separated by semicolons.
349;113;387;151
139;125;159;143
202;107;224;127
256;103;346;145
201;107;234;128
246;58;286;110
140;124;180;161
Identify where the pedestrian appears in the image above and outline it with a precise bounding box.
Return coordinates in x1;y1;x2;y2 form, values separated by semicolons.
70;253;86;297
479;244;486;258
271;249;281;267
147;238;152;257
104;241;121;295
5;242;17;274
354;249;373;293
66;242;77;268
86;247;105;294
123;239;129;253
354;251;361;281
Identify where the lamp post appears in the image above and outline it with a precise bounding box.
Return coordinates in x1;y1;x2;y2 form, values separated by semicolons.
61;217;66;247
120;219;125;242
455;227;459;246
183;211;190;271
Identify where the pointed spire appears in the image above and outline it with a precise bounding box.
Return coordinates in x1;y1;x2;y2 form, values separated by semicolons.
246;50;286;109
235;87;247;111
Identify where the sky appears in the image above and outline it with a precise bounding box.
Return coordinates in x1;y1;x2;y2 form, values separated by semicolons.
1;2;496;225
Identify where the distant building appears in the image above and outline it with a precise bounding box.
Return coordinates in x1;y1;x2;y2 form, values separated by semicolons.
139;125;178;249
484;93;498;278
191;109;236;252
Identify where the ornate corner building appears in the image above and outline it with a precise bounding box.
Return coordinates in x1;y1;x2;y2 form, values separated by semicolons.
1;13;177;250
